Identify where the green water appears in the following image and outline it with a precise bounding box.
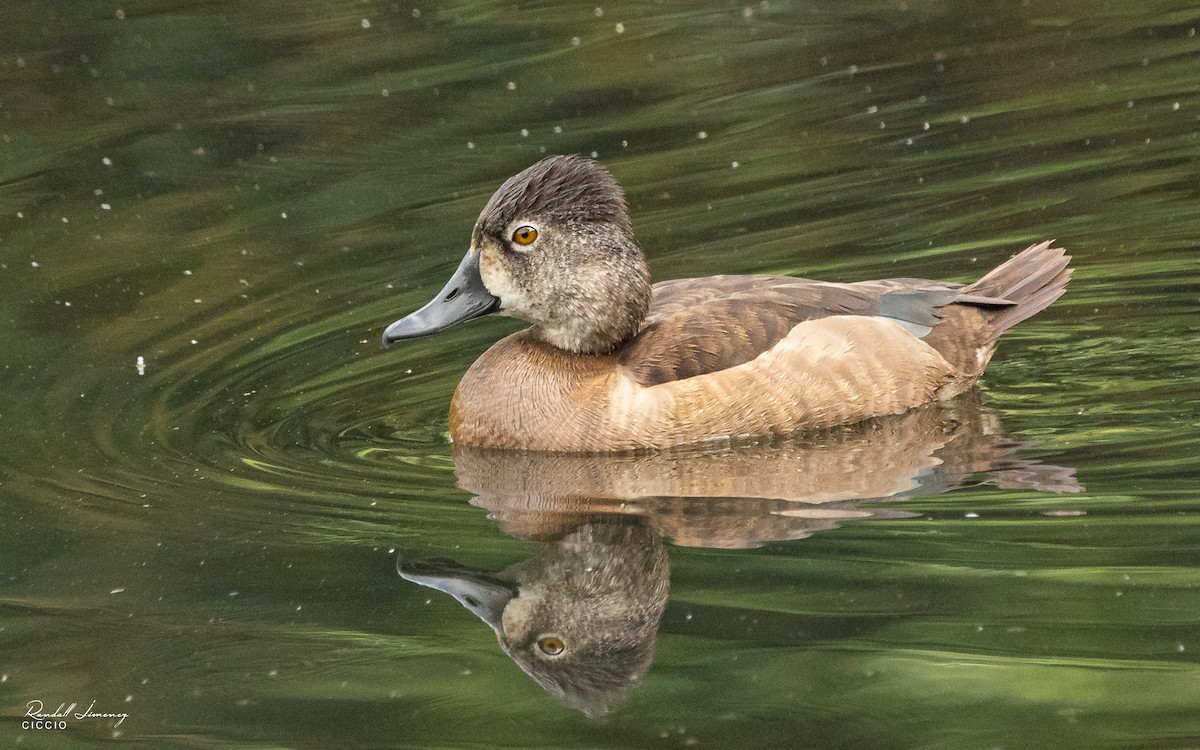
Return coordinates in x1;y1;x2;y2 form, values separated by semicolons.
2;0;1199;747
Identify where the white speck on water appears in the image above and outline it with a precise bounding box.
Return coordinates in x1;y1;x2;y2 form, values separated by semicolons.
101;203;111;210
183;269;192;275
621;139;628;147
190;339;198;345
923;122;930;130
1127;100;1134;108
405;368;412;374
124;694;133;703
867;105;878;114
467;141;475;149
17;212;23;218
136;356;146;376
590;150;598;158
571;36;581;46
685;613;693;620
295;605;302;611
506;81;516;91
1178;643;1186;652
965;512;979;518
61;216;69;223
520;128;529;137
614;22;624;33
412;8;421;18
960;115;970;123
110;587;125;594
731;160;740;168
847;64;858;74
115;8;125;19
280;212;288;219
697;130;707;139
360;18;370;28
30;261;39;267
228;591;239;597
16;57;25;67
593;6;603;17
0;674;6;683
193;299;202;304
1173;102;1180;110
553;125;562;133
381;88;389;97
269;669;279;677
906;138;913;145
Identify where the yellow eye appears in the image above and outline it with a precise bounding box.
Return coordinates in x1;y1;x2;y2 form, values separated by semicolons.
537;636;564;656
512;226;538;246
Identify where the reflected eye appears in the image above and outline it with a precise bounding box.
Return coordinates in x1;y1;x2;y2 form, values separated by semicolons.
537;636;564;656
512;226;538;246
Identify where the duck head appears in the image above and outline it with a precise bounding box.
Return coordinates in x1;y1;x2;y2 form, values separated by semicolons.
382;155;652;355
398;521;670;717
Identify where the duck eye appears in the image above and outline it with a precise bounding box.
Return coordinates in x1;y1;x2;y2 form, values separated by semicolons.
512;226;538;246
536;636;564;656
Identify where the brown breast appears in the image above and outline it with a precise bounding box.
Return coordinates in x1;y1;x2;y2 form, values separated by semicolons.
449;331;621;450
449;317;959;451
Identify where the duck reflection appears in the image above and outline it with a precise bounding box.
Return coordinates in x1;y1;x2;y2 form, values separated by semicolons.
397;391;1079;716
399;520;668;717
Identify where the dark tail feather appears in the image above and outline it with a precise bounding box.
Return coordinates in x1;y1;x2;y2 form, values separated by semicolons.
960;240;1073;344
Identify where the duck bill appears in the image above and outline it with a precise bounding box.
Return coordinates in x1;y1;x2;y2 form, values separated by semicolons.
382;250;500;346
397;556;516;632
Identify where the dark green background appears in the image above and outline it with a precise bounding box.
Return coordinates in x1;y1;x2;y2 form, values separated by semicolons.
1;0;1198;747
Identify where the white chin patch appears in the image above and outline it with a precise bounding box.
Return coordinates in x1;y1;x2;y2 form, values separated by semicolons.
479;256;526;315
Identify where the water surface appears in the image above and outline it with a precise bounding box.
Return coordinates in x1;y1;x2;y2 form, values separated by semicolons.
2;0;1199;747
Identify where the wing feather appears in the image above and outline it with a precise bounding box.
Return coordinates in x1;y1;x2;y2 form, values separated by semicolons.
620;275;964;386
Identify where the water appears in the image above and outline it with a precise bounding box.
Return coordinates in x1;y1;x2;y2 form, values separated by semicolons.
2;0;1198;747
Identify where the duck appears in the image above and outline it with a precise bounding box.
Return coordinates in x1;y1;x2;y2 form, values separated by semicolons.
382;155;1073;452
